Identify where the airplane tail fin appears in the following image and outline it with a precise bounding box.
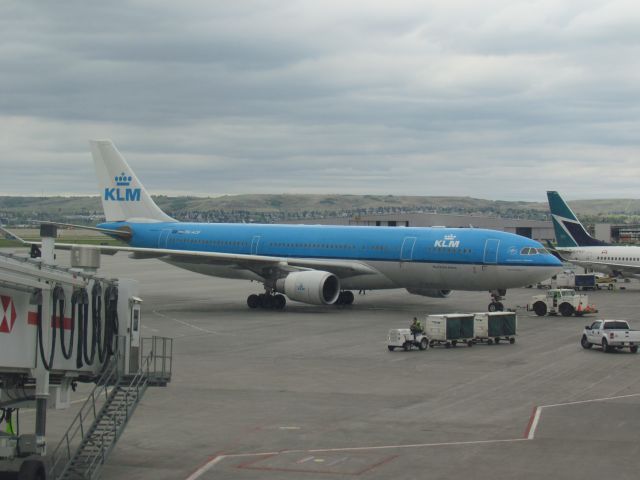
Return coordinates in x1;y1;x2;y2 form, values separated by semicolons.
90;140;175;223
546;191;606;247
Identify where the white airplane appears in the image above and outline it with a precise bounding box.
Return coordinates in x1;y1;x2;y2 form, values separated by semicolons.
2;141;562;310
547;191;640;278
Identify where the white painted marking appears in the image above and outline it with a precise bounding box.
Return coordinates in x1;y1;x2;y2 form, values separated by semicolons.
297;455;314;464
153;309;218;334
278;426;301;430
186;393;640;479
184;456;225;480
539;392;640;409
527;407;542;440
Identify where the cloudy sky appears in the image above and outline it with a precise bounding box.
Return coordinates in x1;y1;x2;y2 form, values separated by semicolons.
1;0;639;200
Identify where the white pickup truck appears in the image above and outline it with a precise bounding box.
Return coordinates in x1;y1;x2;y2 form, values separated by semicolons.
581;320;640;353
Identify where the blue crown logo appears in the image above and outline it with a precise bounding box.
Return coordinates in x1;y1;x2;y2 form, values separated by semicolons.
115;172;132;187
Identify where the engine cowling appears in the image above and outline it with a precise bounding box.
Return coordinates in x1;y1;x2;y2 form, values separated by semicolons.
406;288;452;298
275;271;341;305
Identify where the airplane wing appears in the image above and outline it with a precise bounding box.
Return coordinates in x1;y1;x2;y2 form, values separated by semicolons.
1;227;379;279
79;244;380;279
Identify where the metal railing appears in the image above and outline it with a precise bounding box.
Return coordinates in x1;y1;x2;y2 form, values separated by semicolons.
47;339;124;479
141;336;173;385
47;336;173;479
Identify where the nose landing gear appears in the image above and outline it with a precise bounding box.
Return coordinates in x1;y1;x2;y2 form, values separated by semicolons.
488;290;506;312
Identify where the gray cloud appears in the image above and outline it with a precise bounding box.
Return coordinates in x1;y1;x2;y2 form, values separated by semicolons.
1;0;639;200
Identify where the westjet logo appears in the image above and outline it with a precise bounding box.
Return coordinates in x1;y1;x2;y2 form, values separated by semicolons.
434;234;460;248
104;172;141;202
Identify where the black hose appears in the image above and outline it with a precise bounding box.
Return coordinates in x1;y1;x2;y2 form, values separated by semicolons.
36;302;55;371
93;283;107;364
74;289;91;369
56;286;74;360
71;288;93;368
104;285;119;356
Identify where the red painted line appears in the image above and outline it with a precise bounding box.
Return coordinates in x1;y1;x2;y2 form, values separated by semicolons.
353;455;398;476
523;405;538;439
236;453;398;476
26;311;74;330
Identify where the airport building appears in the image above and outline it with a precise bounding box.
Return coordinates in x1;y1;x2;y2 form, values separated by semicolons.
595;223;640;244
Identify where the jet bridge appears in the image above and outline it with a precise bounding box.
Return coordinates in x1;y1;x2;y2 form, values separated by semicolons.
0;225;172;479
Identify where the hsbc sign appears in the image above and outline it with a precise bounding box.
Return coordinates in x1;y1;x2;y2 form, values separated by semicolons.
0;295;17;334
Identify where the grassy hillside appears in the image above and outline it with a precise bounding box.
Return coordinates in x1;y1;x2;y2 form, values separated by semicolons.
2;195;640;225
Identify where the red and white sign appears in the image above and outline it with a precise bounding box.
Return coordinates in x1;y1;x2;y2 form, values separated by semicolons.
0;295;17;334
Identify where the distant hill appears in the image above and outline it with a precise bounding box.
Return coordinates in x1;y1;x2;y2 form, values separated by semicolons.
2;195;640;225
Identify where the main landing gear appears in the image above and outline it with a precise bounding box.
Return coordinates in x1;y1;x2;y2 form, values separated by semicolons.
247;293;286;310
335;290;355;305
488;290;506;312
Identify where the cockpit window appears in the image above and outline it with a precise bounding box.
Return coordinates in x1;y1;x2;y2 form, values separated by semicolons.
521;247;551;255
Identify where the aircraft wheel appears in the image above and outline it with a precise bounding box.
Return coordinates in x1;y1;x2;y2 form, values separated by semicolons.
496;302;504;311
488;302;497;312
343;291;355;305
247;294;260;309
274;294;286;310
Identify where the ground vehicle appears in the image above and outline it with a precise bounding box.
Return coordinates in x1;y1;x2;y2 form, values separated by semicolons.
537;272;597;290
473;312;517;345
582;320;640;353
529;289;597;317
387;329;428;351
554;272;594;289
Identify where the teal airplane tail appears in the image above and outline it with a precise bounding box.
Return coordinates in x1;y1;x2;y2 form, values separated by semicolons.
546;191;607;247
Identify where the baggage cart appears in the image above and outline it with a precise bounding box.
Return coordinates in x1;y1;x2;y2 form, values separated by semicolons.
473;311;517;345
425;313;475;348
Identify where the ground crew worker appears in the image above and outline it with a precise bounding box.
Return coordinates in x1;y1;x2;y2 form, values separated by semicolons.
4;409;15;435
410;317;423;340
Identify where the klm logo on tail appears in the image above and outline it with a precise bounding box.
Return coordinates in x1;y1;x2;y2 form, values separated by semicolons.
104;172;141;202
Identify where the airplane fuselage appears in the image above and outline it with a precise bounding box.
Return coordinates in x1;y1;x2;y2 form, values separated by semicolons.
559;245;640;278
99;221;561;291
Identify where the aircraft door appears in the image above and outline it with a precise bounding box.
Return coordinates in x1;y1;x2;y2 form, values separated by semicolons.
483;239;500;264
401;237;417;261
251;236;261;255
158;229;171;248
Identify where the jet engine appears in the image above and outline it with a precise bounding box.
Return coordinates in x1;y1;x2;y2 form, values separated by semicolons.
275;271;341;305
406;288;452;298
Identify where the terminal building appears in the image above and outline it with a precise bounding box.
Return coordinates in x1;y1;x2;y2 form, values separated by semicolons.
294;212;556;243
298;212;640;247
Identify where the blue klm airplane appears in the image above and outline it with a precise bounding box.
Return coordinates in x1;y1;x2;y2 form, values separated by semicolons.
6;140;562;310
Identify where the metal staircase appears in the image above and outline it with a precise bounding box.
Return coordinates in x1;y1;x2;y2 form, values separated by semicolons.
48;337;172;480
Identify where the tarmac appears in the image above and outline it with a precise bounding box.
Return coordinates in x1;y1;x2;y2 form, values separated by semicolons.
13;251;640;479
